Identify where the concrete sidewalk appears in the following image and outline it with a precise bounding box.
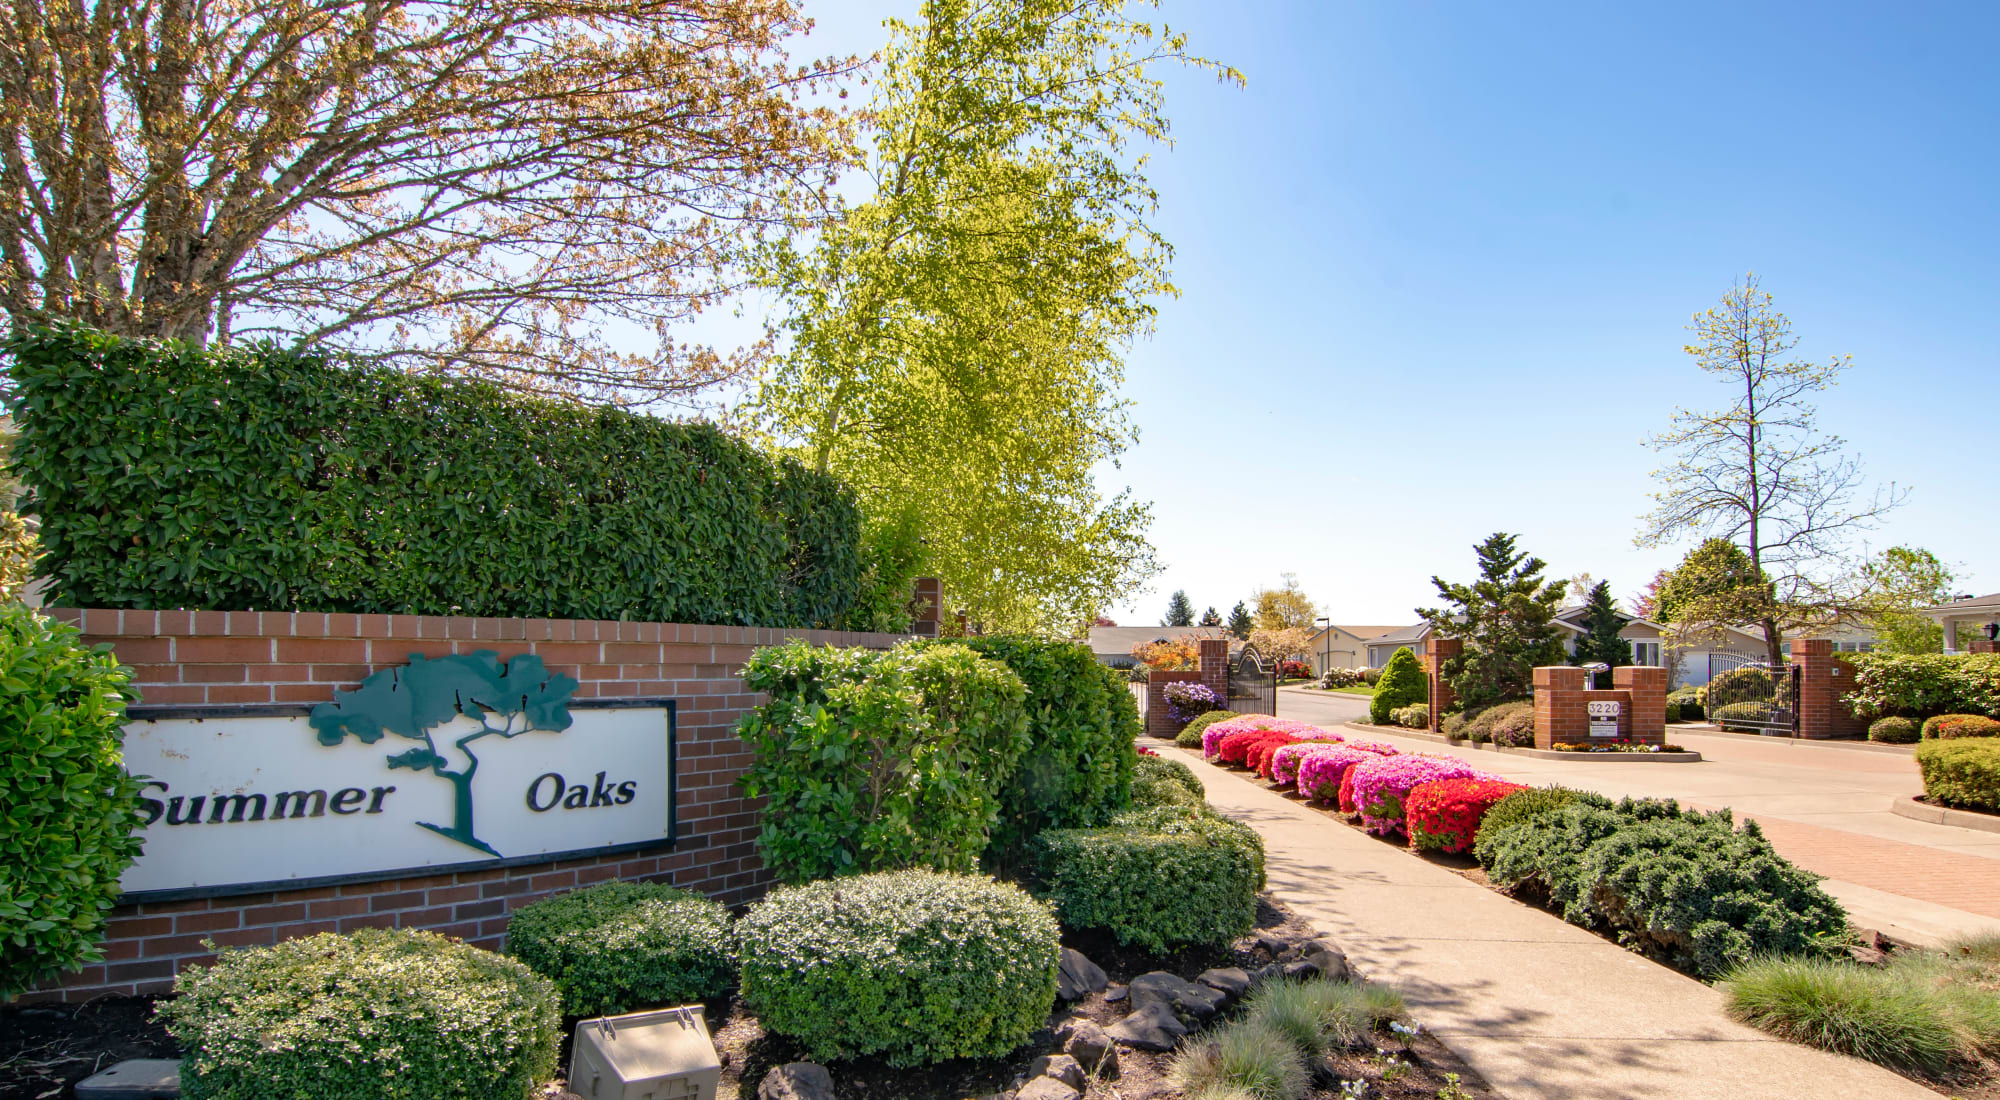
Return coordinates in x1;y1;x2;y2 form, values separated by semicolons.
1175;746;1939;1100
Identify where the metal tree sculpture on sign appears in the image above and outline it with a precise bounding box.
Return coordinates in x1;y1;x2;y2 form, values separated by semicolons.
309;651;579;857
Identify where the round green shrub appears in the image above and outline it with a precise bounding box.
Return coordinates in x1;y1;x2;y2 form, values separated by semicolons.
1869;716;1921;745
1178;709;1238;748
1471;786;1612;866
1915;739;2000;814
0;604;145;997
1368;646;1427;725
736;870;1059;1067
504;881;735;1017
1711;701;1775;730
1033;805;1265;952
1133;753;1204;808
1921;713;2000;740
159;928;560;1100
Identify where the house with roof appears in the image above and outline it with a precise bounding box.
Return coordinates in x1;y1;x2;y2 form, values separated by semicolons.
1921;593;2000;653
1302;623;1400;673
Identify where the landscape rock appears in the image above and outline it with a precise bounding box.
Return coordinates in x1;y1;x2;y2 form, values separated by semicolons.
1256;962;1285;985
1299;939;1352;982
1015;1077;1081;1100
759;1062;835;1100
1105;1002;1190;1051
1196;966;1251;999
1103;983;1127;1002
1059;1019;1120;1074
1029;1053;1086;1089
1057;948;1109;1000
1281;959;1319;981
1128;971;1226;1018
1253;933;1291;957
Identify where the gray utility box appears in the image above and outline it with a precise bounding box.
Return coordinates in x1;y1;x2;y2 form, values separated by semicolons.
568;1005;721;1100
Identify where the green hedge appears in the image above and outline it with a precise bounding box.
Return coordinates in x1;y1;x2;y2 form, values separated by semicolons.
736;641;1028;880
1033;805;1266;951
6;323;862;626
0;604;145;997
1177;709;1237;748
1369;647;1427;725
160;929;559;1100
1471;786;1612;865
1915;740;2000;814
952;636;1137;859
1869;716;1921;744
1846;653;2000;720
736;870;1058;1067
504;882;735;1017
1480;800;1846;978
1921;714;2000;740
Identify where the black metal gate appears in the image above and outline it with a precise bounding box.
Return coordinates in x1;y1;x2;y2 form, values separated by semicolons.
1705;662;1801;736
1228;647;1276;717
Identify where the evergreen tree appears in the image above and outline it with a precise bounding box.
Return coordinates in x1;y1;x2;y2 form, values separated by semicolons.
1227;601;1254;640
1198;606;1223;627
1418;533;1568;709
1369;646;1429;725
1164;590;1195;627
1571;580;1634;686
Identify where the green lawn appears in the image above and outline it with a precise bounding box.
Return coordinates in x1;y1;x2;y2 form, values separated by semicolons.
1316;683;1378;697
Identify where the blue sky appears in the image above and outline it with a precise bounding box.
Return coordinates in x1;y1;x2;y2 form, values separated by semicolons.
792;1;1998;626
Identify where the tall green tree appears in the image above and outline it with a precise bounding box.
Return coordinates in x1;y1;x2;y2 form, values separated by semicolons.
1571;580;1634;682
1199;606;1223;627
1860;546;1956;655
1165;590;1195;627
1227;601;1254;640
753;0;1237;634
1637;275;1906;665
1419;533;1568;709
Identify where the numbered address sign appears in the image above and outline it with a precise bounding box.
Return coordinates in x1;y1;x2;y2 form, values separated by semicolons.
1587;699;1622;739
117;652;676;900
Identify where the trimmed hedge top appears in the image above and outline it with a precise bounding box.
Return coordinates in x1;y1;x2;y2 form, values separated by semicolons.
504;881;735;1017
6;323;862;626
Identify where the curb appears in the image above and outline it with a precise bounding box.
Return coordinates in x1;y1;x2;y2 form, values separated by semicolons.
1891;795;2000;834
1679;725;1915;756
1340;723;1704;762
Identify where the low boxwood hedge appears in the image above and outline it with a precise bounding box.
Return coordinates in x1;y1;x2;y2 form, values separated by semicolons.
736;870;1059;1067
1176;710;1238;748
1915;740;2000;814
504;881;735;1017
1132;753;1204;808
160;928;560;1100
1869;716;1921;744
1033;805;1266;951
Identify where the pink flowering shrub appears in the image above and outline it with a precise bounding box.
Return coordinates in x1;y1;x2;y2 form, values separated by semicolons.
1348;754;1487;836
1201;715;1321;759
1271;740;1346;786
1295;747;1388;803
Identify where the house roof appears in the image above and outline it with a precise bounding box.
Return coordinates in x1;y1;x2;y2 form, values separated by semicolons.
1364;623;1431;647
1307;624;1402;644
1923;593;2000;618
1084;624;1233;657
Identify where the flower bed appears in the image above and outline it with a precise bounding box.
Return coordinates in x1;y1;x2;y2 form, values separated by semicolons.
1201;715;1324;759
1405;778;1527;854
1348;755;1488;837
1295;746;1386;803
1271;740;1347;786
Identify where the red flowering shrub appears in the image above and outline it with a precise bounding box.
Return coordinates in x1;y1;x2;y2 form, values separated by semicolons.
1219;730;1292;768
1405;778;1528;853
1253;735;1303;778
1338;768;1361;813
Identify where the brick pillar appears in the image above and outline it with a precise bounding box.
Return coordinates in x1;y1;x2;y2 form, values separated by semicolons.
911;577;942;636
1613;665;1667;744
1145;670;1201;739
1423;637;1461;734
1972;640;2000;654
1791;638;1868;740
1199;638;1230;704
1533;665;1588;749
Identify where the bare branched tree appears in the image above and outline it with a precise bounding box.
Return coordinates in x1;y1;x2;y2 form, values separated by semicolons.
1637;274;1906;665
0;0;855;404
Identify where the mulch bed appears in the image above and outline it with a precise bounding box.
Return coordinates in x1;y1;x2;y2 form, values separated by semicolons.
0;995;178;1099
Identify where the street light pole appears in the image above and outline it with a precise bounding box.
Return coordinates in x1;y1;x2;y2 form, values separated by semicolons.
1316;616;1330;679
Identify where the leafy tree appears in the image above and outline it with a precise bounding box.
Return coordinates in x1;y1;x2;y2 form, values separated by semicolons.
1571;581;1634;682
1253;573;1319;631
1419;533;1568;709
1370;646;1428;725
1860;547;1956;655
311;652;578;857
1165;590;1195;627
754;0;1235;634
1656;539;1779;643
1199;606;1223;627
1638;275;1906;665
1631;569;1671;621
1227;601;1255;640
1249;627;1314;662
0;0;852;403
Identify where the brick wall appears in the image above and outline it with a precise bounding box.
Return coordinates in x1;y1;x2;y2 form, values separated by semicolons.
1422;638;1461;733
22;608;904;1003
1791;638;1868;740
1142;641;1231;738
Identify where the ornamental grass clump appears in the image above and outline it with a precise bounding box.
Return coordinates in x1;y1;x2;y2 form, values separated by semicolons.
1241;977;1407;1058
1034;806;1266;951
1347;755;1486;836
503;881;735;1017
1723;955;2000;1077
1166;1019;1311;1100
1294;747;1386;804
736;870;1059;1067
1405;778;1529;854
160;929;560;1100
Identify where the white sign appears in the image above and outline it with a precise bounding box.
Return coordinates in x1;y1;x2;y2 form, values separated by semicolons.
1588;699;1622;738
115;651;675;898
